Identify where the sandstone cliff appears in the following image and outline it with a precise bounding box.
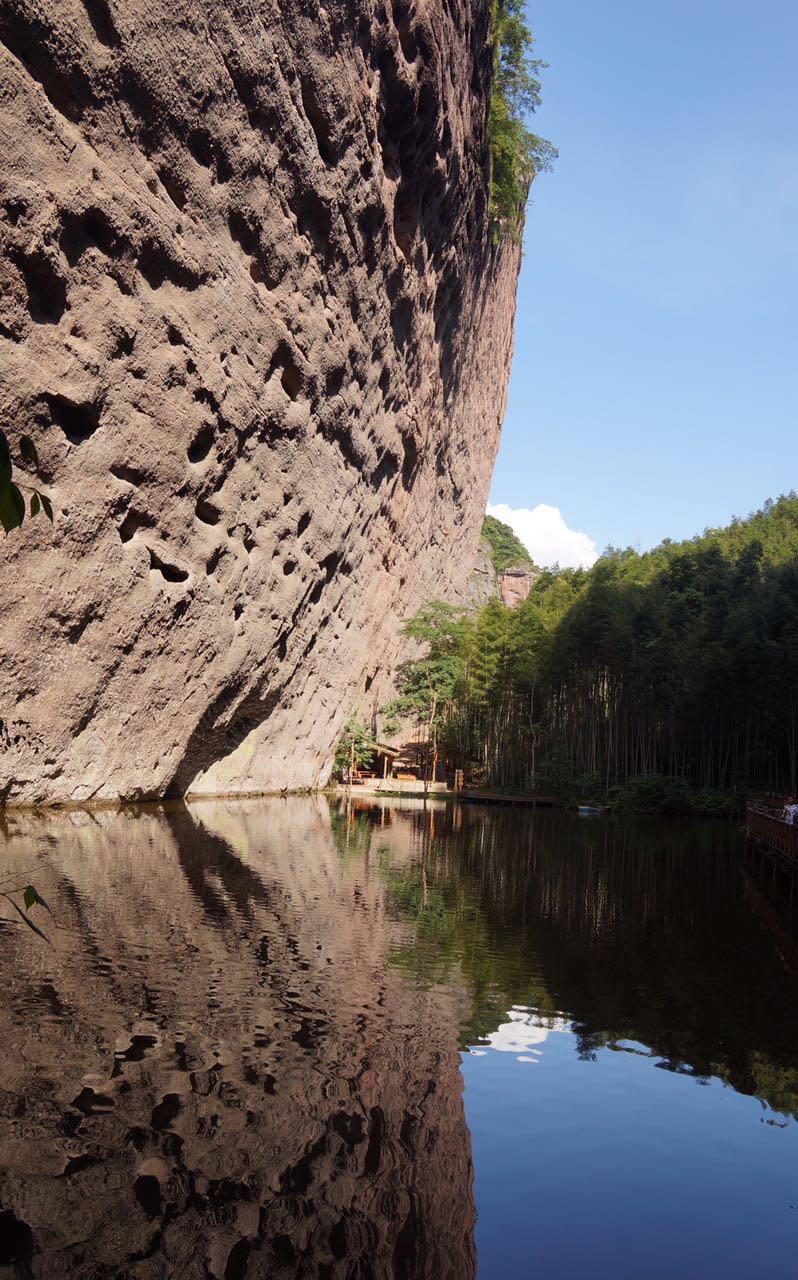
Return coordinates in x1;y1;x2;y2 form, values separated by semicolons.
463;535;538;609
0;0;521;803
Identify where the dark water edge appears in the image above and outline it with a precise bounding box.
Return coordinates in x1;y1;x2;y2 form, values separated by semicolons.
0;797;796;1278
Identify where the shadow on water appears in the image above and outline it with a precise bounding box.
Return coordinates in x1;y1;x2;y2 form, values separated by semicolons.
166;803;276;922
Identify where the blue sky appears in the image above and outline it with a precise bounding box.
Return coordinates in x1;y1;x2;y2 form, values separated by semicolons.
489;0;798;566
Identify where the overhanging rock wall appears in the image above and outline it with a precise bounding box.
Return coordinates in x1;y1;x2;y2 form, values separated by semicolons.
0;0;521;803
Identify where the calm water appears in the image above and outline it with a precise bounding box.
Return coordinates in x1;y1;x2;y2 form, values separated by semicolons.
1;798;796;1278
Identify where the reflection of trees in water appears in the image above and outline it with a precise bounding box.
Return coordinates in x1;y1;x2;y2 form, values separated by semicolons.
329;801;379;869
375;805;798;1118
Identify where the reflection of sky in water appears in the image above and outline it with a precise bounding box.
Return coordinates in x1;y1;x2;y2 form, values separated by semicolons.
462;1002;798;1279
468;1005;571;1062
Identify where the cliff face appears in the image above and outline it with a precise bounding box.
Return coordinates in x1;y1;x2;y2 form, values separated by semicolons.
497;566;537;608
463;536;538;609
463;535;497;607
0;0;521;803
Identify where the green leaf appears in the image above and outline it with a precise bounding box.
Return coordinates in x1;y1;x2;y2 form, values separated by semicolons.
2;893;51;943
41;494;53;523
0;481;25;533
19;435;39;469
30;492;40;518
0;430;11;487
23;884;54;917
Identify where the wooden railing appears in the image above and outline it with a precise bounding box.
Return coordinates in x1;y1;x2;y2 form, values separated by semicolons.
747;805;798;864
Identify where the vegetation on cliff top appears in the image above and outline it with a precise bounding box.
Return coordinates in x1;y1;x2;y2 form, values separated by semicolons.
482;513;537;573
488;0;557;238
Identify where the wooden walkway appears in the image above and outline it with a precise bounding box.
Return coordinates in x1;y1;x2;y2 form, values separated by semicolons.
458;791;560;808
746;804;798;865
745;804;798;915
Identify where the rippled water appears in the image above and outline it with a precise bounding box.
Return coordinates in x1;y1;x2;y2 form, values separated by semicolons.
1;797;796;1278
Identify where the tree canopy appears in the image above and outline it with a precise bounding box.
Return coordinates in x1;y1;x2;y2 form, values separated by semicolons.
392;495;798;804
488;0;557;238
381;603;469;745
481;514;537;573
333;714;376;777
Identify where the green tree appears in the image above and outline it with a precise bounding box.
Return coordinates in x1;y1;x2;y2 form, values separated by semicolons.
390;495;798;801
383;604;470;725
488;0;557;238
481;514;537;573
334;713;376;779
382;603;470;785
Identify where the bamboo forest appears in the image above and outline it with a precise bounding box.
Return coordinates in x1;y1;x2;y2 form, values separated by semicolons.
387;495;798;808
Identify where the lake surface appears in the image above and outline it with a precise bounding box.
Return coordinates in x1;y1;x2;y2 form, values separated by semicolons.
1;797;797;1278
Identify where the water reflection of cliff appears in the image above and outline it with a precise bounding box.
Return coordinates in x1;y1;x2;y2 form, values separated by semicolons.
341;800;798;1120
0;799;476;1278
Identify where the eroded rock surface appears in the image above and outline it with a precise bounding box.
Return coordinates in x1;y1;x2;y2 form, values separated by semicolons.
497;566;537;608
462;538;538;609
0;0;520;802
462;534;496;607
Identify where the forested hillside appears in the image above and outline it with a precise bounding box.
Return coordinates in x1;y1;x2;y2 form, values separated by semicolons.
481;513;537;572
395;496;798;806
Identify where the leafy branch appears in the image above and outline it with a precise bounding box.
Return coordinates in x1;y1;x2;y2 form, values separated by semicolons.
0;430;53;535
488;0;557;241
0;883;54;943
334;713;377;778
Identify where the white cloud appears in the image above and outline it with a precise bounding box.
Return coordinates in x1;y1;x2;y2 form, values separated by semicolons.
469;1007;572;1061
487;502;599;570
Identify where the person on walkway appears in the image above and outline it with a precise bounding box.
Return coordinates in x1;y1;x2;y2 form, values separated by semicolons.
781;795;797;824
